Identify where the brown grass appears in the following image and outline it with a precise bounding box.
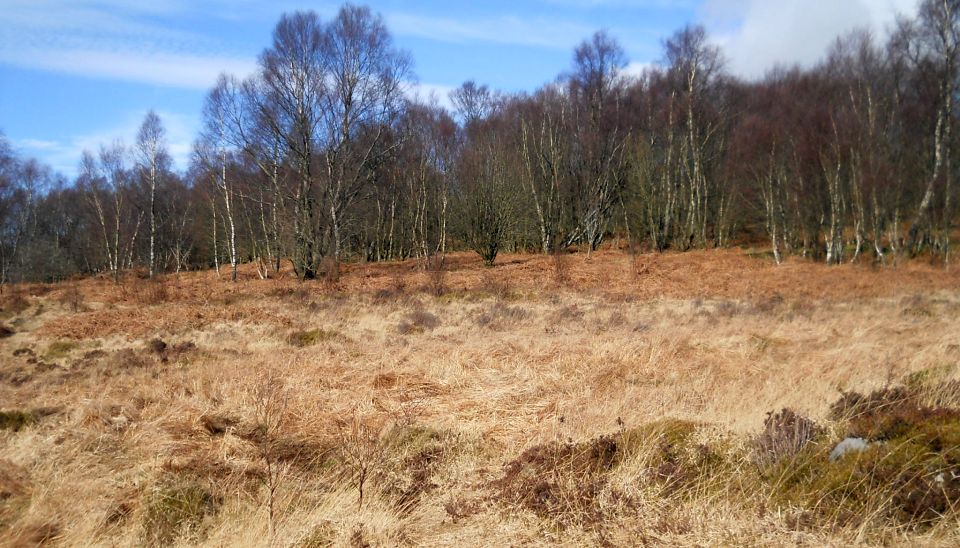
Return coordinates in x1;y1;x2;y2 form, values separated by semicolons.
2;249;960;546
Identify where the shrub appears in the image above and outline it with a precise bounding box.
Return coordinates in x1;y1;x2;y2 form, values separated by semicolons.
754;408;821;466
321;256;341;291
58;284;87;313
0;291;29;319
551;246;570;286
493;435;622;526
424;254;446;297
132;278;171;306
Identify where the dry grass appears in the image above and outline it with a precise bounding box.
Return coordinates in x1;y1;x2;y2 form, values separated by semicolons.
2;248;960;546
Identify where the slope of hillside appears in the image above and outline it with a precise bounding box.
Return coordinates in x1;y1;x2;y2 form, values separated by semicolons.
2;250;959;546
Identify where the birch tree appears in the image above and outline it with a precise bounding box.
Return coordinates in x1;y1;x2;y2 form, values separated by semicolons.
135;110;171;277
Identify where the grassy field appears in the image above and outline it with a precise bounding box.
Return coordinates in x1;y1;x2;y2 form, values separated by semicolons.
2;249;960;546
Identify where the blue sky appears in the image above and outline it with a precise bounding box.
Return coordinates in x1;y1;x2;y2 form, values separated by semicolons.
0;0;919;178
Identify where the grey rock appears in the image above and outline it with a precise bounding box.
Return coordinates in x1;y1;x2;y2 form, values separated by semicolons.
830;437;870;462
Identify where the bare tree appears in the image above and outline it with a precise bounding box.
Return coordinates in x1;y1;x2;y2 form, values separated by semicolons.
451;80;496;127
135;111;171;278
567;31;630;254
900;0;960;259
80;142;134;282
258;11;328;279
318;5;410;267
199;77;243;282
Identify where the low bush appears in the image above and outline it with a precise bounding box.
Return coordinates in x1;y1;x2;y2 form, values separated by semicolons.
754;408;821;466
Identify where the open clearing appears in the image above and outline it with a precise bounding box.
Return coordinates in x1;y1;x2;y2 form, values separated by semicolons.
2;249;960;546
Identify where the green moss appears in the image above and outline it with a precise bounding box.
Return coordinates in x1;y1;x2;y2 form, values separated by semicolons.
619;418;698;457
43;340;79;361
141;480;218;546
904;365;956;390
383;425;443;454
765;389;960;529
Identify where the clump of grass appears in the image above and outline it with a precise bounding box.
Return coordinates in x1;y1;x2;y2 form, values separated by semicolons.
146;338;197;363
397;309;439;335
140;480;219;546
0;410;36;432
381;424;447;509
109;348;153;370
298;523;337;547
43;340;79;362
494;420;722;528
288;328;340;347
748;293;784;315
0;324;13;338
200;414;238;436
3;522;61;546
901;294;935;318
621;419;727;496
473;301;530;329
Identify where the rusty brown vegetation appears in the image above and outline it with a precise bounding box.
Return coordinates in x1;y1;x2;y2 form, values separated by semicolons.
1;249;960;546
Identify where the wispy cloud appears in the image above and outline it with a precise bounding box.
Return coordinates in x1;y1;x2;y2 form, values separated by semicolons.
0;0;255;89
1;48;256;90
386;12;593;49
540;0;696;8
14;110;199;178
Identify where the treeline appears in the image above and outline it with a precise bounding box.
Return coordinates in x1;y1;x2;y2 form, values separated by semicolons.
2;1;959;285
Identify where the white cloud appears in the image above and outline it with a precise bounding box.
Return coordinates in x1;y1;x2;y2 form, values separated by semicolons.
622;61;658;79
699;0;922;79
406;82;457;110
